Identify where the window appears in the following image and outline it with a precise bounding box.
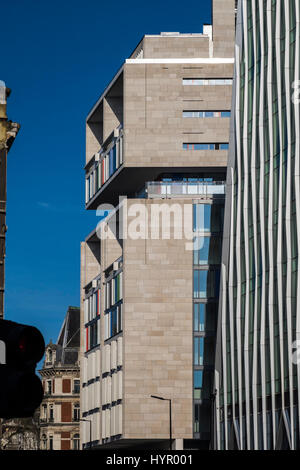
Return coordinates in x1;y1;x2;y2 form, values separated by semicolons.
183;110;231;118
85;287;101;352
85;289;100;323
73;379;80;394
194;270;208;298
194;304;205;332
193;269;220;299
194;302;217;333
194;370;203;399
193;204;211;232
73;434;80;450
89;322;99;350
105;272;123;310
49;405;54;422
105;303;123;340
183;78;233;86
40;404;48;423
85;132;124;203
73;403;80;422
49;435;53;450
183;143;229;150
47;380;52;395
193;203;224;233
219;143;229;150
42;434;47;450
193;236;222;265
194;404;200;433
221;111;231;118
194;337;204;366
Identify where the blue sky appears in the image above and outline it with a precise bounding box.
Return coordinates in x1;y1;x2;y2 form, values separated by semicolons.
2;0;211;356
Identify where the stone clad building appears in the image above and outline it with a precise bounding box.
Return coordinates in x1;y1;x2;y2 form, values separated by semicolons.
39;307;80;450
81;0;235;450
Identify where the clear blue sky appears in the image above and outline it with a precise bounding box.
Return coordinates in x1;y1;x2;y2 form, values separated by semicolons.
2;0;211;353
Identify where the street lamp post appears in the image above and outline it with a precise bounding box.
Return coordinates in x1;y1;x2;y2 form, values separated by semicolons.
151;395;172;451
80;418;92;450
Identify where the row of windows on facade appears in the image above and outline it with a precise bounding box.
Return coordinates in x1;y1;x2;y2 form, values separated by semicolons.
85;140;228;204
192;200;222;427
182;78;233;86
41;403;80;422
84;243;221;305
101;404;122;440
84;273;123;325
44;378;80;395
86;134;124;203
81;383;123;441
84;273;123;352
182;111;231;118
101;370;123;406
183;143;229;150
41;434;80;451
84;306;213;405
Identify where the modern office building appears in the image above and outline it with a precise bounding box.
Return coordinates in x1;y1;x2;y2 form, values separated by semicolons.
214;0;300;450
80;0;235;449
39;307;80;450
0;81;20;319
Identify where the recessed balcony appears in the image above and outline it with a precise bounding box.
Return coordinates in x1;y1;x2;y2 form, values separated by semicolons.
145;181;225;198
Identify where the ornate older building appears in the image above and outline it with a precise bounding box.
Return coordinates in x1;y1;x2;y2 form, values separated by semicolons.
0;415;40;450
39;306;80;450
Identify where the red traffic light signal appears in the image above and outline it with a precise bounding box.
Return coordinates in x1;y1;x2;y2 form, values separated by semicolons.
0;319;45;418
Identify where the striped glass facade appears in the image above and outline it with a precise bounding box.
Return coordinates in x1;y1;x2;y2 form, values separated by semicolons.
214;0;300;450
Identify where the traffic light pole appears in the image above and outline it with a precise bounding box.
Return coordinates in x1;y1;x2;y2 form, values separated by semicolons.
0;83;19;320
0;117;7;320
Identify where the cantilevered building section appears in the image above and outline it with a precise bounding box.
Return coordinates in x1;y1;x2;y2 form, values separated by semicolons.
214;0;300;450
81;0;235;450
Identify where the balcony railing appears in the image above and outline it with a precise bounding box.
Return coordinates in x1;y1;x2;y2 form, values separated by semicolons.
146;181;225;198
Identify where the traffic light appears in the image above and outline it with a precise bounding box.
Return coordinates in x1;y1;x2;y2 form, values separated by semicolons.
0;319;45;418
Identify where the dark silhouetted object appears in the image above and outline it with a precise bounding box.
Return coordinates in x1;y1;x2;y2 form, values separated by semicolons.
0;319;45;418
